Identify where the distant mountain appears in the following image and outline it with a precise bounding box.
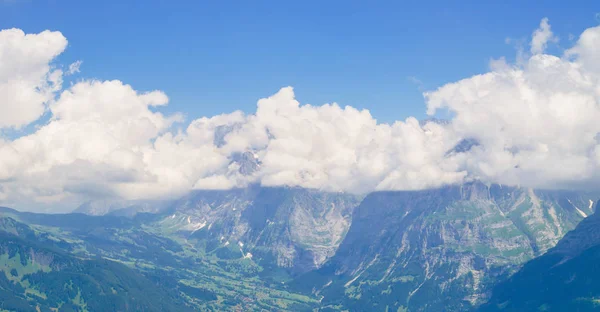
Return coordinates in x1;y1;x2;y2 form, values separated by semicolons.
229;151;261;176
0;216;194;312
479;200;600;312
160;186;362;277
292;182;597;311
74;199;171;217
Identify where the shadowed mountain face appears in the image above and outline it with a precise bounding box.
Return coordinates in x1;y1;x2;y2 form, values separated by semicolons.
479;201;600;312
292;183;598;312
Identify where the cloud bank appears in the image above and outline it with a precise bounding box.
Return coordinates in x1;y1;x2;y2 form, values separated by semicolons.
1;19;600;210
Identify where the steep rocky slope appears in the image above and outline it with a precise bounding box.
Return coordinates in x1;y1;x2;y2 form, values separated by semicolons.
156;186;362;276
293;182;597;311
479;200;600;312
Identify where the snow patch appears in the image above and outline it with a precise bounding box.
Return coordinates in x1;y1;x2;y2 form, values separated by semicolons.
189;221;207;232
575;207;588;218
568;199;588;218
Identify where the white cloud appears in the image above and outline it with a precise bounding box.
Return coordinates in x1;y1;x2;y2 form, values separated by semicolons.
0;79;186;207
236;88;463;192
565;25;600;73
426;19;600;189
66;60;82;75
0;28;67;129
531;17;558;54
3;18;600;211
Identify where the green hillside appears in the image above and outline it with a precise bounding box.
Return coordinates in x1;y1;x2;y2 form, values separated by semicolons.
0;224;194;312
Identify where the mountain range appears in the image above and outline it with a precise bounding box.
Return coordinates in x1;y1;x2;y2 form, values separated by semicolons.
0;182;598;311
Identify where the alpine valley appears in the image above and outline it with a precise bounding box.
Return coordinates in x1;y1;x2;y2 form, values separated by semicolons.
0;181;599;312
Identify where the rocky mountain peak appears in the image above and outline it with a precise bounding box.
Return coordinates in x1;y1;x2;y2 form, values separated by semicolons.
460;180;491;201
229;151;261;176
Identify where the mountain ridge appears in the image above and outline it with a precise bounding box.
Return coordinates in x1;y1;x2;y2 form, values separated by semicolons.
292;182;597;311
479;200;600;312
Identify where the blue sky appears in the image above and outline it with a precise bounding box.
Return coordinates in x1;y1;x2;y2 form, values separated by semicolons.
1;0;599;123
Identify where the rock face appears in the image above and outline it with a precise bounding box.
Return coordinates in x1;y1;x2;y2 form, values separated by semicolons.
158;186;362;276
229;151;261;176
479;201;600;312
294;182;598;312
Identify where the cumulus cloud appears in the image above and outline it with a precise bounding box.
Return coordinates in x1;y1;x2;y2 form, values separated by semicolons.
530;17;557;54
0;79;184;207
0;28;67;129
198;88;464;193
426;19;600;189
2;18;600;210
66;60;82;75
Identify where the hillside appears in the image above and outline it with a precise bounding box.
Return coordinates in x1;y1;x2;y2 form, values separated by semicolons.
292;183;596;311
479;201;600;312
0;217;194;312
